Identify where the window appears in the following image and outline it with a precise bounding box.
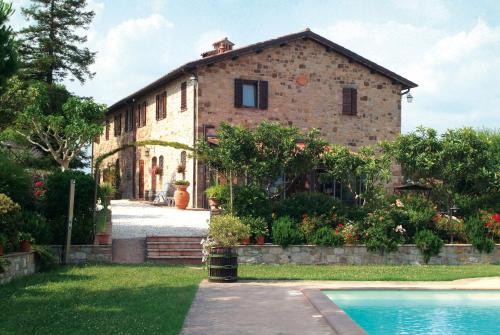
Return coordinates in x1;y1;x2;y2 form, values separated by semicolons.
141;102;147;127
125;107;134;132
181;82;187;111
114;113;121;136
105;119;110;140
159;155;164;169
342;87;357;115
234;79;268;109
155;92;166;120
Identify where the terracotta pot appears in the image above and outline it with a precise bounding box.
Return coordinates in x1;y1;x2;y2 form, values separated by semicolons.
208;197;220;210
19;240;32;252
241;238;250;245
256;235;265;245
0;244;4;256
96;233;111;245
174;185;190;209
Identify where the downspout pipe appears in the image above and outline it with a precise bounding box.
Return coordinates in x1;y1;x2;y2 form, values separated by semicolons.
191;72;199;208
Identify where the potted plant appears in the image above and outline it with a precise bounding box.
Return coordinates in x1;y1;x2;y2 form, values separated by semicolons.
0;234;7;256
95;206;111;245
155;166;163;175
241;216;268;245
18;232;34;252
205;184;226;210
174;180;190;209
203;214;250;282
176;164;186;174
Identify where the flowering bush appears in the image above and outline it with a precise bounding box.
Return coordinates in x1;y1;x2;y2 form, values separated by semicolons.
310;226;343;247
364;209;407;254
207;214;250;248
33;180;47;201
483;212;500;240
338;222;361;244
433;213;466;242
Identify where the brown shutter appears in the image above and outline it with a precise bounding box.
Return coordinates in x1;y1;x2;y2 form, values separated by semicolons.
342;88;352;115
181;82;187;110
234;79;243;108
351;88;357;115
105;119;110;140
258;80;268;110
118;113;122;135
155;95;160;120
94;135;100;144
162;92;167;118
124;108;129;132
142;102;147;126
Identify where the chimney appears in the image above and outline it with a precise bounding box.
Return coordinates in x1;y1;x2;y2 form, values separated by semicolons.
201;37;234;58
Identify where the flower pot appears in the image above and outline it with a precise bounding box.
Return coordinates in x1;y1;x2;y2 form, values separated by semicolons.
174;185;190;209
208;197;220;210
96;233;111;245
241;238;250;245
0;244;4;256
256;235;265;245
19;240;32;252
208;247;238;283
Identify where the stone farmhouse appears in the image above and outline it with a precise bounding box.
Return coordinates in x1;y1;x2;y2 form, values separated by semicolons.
92;29;417;208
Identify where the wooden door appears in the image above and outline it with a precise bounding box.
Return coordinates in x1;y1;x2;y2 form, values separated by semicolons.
139;160;144;199
151;157;157;197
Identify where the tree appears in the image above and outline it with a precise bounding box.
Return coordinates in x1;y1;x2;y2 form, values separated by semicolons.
0;0;18;94
19;0;95;84
14;82;106;170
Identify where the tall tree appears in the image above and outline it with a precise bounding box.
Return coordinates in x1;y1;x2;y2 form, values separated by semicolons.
0;0;18;94
19;0;95;84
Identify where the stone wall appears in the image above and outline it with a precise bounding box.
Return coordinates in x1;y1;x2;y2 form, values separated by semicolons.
51;245;112;264
236;244;500;265
0;252;36;285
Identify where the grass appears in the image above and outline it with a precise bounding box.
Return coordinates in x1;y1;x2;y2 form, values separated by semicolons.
0;264;498;334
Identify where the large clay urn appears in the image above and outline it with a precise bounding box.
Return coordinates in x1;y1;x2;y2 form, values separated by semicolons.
174;184;190;209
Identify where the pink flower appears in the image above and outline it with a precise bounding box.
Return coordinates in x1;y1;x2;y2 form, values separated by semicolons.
492;214;500;222
35;181;44;188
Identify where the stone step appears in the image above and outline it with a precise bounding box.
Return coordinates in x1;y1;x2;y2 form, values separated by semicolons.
149;257;203;265
112;238;146;264
147;236;205;242
146;242;202;249
148;249;203;257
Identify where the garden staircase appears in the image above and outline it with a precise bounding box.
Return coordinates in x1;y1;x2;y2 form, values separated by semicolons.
146;236;205;264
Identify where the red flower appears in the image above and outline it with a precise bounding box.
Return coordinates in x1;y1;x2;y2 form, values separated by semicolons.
485;221;494;228
492;214;500;222
34;190;42;198
337;223;343;228
35;181;44;188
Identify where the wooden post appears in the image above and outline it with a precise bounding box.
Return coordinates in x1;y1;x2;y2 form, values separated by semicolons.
63;179;75;264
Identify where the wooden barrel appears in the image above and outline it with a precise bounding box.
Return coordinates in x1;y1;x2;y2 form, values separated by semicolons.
208;248;238;283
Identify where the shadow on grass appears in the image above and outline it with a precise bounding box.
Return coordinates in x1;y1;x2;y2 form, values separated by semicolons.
0;265;202;335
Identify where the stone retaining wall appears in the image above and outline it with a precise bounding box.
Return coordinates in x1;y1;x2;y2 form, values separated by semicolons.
236;244;500;265
0;252;36;285
51;245;112;264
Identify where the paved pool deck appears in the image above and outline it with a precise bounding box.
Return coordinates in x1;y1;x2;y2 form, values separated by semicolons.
181;277;500;335
110;200;210;239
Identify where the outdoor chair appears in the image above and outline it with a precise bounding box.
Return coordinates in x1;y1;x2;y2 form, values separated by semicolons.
153;182;175;206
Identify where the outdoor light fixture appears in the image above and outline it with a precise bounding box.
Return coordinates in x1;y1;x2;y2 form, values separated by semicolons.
145;147;150;157
190;74;197;85
406;92;413;103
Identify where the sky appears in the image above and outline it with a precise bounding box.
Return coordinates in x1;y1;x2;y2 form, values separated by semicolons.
9;0;500;133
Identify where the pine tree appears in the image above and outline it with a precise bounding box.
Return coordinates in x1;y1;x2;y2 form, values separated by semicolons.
0;0;18;93
19;0;95;84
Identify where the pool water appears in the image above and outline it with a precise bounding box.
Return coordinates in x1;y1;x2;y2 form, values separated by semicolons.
324;290;500;335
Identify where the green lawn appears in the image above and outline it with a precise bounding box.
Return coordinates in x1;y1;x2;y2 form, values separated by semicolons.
0;264;498;334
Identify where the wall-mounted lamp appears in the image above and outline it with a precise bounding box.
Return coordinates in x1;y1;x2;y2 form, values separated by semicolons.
406;92;413;103
144;147;150;157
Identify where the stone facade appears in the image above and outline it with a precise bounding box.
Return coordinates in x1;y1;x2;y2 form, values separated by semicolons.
236;244;500;265
93;32;412;208
0;252;36;285
51;245;112;264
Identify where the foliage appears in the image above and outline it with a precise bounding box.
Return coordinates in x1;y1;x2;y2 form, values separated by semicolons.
98;182;115;207
364;209;407;254
221;185;272;220
310;226;343;247
0;0;18;95
432;213;466;243
18;231;34;243
415;230;444;264
174;180;190;186
0;255;10;273
274;192;340;221
0;193;22;251
241;216;268;237
208;214;250;248
19;0;96;84
0;154;32;205
271;216;304;248
205;184;227;201
0;233;6;246
321;145;391;206
32;244;56;271
14;82;106;170
338;222;361;244
95;208;110;234
465;214;496;253
395;194;436;238
299;215;328;243
45;170;95;244
21;210;52;245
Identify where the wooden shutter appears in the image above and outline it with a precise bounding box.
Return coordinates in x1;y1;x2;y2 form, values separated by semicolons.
234;79;243;108
342;88;352;115
351;88;357;115
124;108;129;132
142;102;147;126
105;119;110;140
118;114;122;135
94;135;100;144
155;95;160;120
258;80;268;110
162;92;167;118
181;82;187;110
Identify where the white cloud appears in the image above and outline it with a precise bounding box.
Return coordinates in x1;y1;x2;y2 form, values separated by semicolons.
391;0;450;22
316;19;500;132
195;29;228;55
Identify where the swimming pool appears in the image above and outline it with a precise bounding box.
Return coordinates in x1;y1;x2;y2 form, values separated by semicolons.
324;290;500;335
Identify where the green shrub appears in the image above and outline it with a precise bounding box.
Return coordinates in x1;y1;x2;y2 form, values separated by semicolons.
364;209;406;254
398;194;437;235
300;215;328;243
271;216;304;248
205;184;227;201
273;192;340;221
98;182;115;208
208;214;250;248
45;171;95;244
0;256;10;273
0;193;22;251
21;210;53;245
310;226;344;247
174;180;190;186
465;215;495;253
0;157;32;206
415;230;444;264
222;185;272;220
241;216;268;237
32;245;57;271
